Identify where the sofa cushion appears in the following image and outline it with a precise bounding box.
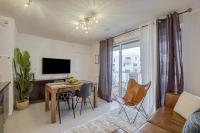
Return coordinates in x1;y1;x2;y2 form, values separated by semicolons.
149;107;186;133
135;122;170;133
182;108;200;133
174;91;200;119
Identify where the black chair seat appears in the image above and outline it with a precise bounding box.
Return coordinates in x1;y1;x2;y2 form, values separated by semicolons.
75;90;80;96
57;89;76;124
59;91;75;101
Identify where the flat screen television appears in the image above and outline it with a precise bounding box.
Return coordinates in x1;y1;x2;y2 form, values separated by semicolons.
42;58;70;74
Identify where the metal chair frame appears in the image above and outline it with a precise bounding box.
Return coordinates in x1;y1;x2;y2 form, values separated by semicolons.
114;81;151;124
57;88;76;124
74;83;94;115
75;97;94;115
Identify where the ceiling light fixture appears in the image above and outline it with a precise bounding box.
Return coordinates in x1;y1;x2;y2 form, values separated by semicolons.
74;13;101;34
24;0;32;7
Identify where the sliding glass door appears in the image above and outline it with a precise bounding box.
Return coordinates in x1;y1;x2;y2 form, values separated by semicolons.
112;40;141;97
112;46;120;96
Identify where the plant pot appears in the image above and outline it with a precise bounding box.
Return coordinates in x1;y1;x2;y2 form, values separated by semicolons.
16;99;29;110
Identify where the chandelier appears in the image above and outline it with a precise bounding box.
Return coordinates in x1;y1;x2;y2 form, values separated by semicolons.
74;13;101;34
24;0;32;7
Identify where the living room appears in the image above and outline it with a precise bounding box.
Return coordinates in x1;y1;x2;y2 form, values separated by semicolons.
0;0;200;133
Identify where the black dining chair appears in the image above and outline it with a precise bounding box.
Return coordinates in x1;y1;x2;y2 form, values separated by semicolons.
75;82;94;115
57;88;76;124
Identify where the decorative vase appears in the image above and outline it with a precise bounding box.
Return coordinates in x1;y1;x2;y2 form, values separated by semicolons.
16;98;29;110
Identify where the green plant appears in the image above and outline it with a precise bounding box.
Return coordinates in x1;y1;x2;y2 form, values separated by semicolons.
13;48;32;102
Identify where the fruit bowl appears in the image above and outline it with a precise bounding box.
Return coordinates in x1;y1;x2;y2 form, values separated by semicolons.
67;76;78;84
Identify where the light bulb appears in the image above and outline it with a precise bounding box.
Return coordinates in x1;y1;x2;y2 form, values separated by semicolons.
95;20;99;23
85;31;88;34
24;3;29;7
75;26;79;30
84;27;88;30
74;21;79;25
93;17;96;20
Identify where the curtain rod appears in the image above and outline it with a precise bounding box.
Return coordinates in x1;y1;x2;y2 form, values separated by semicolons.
113;25;148;38
112;8;192;39
178;8;192;15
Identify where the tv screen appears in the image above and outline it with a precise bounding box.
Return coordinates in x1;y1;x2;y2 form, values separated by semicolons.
42;58;70;74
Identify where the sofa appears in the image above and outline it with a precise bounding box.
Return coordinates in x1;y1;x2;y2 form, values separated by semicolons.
136;92;186;133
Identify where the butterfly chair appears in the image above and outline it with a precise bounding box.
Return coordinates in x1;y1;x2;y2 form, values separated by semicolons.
114;79;151;124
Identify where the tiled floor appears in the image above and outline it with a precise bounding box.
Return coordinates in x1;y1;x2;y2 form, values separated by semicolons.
4;98;119;133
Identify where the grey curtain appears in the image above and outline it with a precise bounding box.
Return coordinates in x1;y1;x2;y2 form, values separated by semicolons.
156;12;184;108
98;38;113;102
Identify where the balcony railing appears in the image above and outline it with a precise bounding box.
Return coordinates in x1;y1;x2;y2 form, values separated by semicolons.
112;71;141;96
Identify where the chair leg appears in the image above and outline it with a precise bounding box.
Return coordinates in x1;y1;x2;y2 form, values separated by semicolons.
84;98;87;106
88;97;94;110
67;99;71;110
57;100;61;124
119;106;123;114
75;97;79;109
132;108;139;124
141;105;148;118
76;97;79;102
72;98;75;119
132;103;144;124
80;98;84;115
122;106;131;124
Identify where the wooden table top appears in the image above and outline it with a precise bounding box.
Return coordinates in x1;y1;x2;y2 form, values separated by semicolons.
46;80;97;90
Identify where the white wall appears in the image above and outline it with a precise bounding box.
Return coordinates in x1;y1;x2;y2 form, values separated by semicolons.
16;33;92;80
182;9;200;96
89;43;99;83
0;16;16;115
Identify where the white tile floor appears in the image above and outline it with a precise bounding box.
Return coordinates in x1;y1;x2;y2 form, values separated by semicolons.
4;98;119;133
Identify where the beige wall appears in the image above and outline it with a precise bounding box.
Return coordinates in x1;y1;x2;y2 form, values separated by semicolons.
16;33;92;81
182;9;200;96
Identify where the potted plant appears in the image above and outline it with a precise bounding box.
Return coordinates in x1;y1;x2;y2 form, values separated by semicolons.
13;48;33;110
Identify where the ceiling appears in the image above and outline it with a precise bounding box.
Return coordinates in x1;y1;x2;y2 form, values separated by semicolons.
0;0;200;45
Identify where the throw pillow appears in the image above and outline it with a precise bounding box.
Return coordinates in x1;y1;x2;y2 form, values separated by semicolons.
174;91;200;119
182;108;200;133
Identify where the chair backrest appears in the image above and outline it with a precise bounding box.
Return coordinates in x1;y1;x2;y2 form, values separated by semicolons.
123;79;140;103
133;81;151;104
79;82;93;98
57;88;75;101
123;79;151;105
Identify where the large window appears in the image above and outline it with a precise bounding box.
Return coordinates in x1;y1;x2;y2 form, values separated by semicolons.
112;40;141;96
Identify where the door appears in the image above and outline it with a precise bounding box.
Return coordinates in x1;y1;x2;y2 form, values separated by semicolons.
112;40;141;97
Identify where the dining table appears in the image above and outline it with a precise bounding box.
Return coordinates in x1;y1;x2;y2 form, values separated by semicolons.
45;80;97;123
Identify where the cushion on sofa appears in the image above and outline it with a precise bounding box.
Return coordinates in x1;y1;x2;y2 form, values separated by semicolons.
174;91;200;119
149;107;186;133
182;108;200;133
135;122;170;133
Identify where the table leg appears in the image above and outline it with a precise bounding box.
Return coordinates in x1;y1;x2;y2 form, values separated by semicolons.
51;90;57;123
93;85;97;108
45;85;49;112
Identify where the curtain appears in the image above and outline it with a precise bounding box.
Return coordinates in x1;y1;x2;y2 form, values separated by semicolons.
140;21;157;115
98;38;113;102
156;12;184;108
